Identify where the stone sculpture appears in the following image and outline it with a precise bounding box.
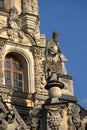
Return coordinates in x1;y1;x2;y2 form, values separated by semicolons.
22;0;38;14
45;31;67;82
8;6;19;30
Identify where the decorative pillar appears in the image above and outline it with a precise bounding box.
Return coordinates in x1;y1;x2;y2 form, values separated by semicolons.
21;0;39;34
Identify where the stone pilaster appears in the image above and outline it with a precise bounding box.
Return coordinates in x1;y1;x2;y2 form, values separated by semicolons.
21;13;39;34
31;46;47;94
0;39;6;85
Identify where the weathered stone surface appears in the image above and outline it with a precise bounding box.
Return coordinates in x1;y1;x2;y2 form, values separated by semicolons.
22;0;38;15
24;100;87;130
0;96;29;130
45;31;74;96
45;31;67;81
31;46;47;95
0;1;87;130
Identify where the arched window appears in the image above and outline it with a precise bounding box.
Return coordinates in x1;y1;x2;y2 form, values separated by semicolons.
5;54;24;92
0;0;6;8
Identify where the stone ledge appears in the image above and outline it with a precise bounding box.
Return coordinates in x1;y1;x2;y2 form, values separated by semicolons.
60;94;77;102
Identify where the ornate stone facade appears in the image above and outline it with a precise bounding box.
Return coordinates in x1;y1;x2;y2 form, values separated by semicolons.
0;0;87;130
0;96;29;130
31;46;46;94
22;0;38;14
0;39;6;85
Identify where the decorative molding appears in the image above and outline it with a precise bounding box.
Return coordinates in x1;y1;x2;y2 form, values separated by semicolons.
31;46;47;94
0;96;15;129
0;19;7;29
0;39;6;47
0;96;29;130
7;7;32;45
22;0;38;15
47;107;64;129
7;29;31;45
8;6;20;30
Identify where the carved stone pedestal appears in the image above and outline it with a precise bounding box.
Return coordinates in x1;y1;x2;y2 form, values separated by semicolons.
43;102;87;130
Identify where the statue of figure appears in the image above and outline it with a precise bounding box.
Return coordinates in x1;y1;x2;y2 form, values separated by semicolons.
45;31;67;81
8;6;19;30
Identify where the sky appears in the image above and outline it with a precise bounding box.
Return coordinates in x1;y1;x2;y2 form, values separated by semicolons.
38;0;87;109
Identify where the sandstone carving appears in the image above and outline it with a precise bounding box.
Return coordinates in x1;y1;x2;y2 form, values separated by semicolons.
22;0;38;14
45;31;67;82
31;46;46;94
0;19;7;29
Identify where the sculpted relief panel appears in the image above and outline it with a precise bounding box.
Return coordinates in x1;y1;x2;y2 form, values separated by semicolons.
0;6;34;46
31;46;47;94
0;96;29;130
0;40;6;85
29;103;87;130
7;6;30;45
22;0;38;14
1;95;87;130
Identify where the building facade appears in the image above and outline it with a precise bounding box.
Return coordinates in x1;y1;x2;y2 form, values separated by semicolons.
0;0;87;130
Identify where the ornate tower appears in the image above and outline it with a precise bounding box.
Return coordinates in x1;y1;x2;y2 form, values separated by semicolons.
0;0;46;127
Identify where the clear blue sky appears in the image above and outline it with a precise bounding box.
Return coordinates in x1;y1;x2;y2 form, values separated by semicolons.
38;0;87;109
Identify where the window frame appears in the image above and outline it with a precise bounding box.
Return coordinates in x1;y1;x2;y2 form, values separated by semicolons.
5;54;24;92
0;0;6;9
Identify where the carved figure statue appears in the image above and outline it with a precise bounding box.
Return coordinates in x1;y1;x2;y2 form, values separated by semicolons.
45;31;67;81
8;6;19;30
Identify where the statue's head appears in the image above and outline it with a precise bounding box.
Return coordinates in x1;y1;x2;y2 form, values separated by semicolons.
52;30;59;42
